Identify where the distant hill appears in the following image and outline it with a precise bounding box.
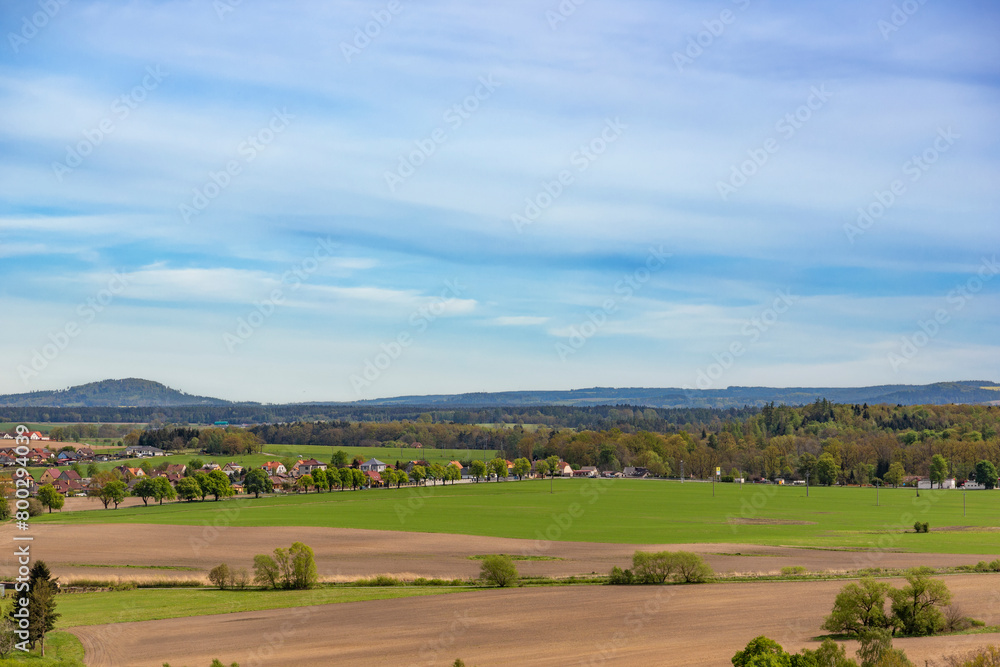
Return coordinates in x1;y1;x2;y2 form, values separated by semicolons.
351;381;1000;409
1;379;997;409
0;379;231;407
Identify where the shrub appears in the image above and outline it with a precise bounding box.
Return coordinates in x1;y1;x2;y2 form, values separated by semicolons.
357;575;402;587
672;551;713;583
942;645;1000;667
25;498;43;517
479;554;518;588
209;563;231;590
608;566;633;585
229;567;250;590
781;566;807;576
632;551;674;584
943;605;976;633
889;567;951;636
913;521;930;533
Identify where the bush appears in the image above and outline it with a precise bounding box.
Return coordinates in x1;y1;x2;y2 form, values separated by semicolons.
672;551;713;583
479;554;518;588
632;551;674;584
608;566;633;585
25;498;43;517
229;567;250;590
781;566;807;576
973;559;1000;573
631;550;712;584
357;575;402;586
942;645;1000;667
209;563;231;590
944;605;976;633
913;521;930;533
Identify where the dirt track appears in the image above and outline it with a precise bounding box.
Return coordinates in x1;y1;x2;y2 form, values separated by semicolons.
3;523;989;583
69;574;1000;667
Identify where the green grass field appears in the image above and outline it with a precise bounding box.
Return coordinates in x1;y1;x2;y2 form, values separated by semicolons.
53;586;473;628
34;479;1000;554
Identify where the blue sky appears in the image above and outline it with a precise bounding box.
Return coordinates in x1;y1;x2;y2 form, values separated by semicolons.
1;0;997;403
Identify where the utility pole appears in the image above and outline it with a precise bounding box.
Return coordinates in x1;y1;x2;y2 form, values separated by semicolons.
680;460;684;484
805;472;809;498
875;479;879;507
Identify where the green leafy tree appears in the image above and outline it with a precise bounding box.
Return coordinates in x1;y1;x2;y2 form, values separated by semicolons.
36;484;65;513
205;469;234;501
98;479;127;509
929;454;948;489
326;467;342;490
209;563;231;589
823;578;892;635
535;461;550;478
889;567;951;636
429;464;445;486
410;465;426;485
297;474;314;493
288;541;318;589
884;462;905;488
395;470;408;488
513;457;531;480
479;554;519;587
446;463;462;484
176;476;202;502
253;554;280;589
382;468;397;488
193;471;211;501
469;460;486;483
632;551;674;584
330;450;349;467
816;453;838;486
131;478;158;507
672;551;714;583
188;458;204;473
243;468;273;498
731;636;791;667
153;476;176;505
796;638;856;667
545;455;561;478
488;457;507;481
974;460;998;489
311;468;327;492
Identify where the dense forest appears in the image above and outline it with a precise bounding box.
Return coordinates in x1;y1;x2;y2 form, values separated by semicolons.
245;401;1000;484
28;400;1000;485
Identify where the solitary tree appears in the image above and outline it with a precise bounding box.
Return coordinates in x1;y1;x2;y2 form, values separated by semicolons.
929;454;948;489
36;484;65;513
479;554;518;587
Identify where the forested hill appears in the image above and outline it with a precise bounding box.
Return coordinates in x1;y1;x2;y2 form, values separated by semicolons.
1;379;998;411
352;381;1000;409
0;379;231;407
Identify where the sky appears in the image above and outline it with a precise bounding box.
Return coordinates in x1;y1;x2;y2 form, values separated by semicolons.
1;0;998;403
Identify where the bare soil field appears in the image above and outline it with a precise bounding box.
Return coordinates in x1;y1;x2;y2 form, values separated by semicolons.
70;574;1000;667
3;523;989;583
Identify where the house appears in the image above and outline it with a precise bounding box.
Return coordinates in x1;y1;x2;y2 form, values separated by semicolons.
222;462;244;477
623;466;650;478
57;451;79;464
404;460;429;474
165;463;187;476
123;445;165;458
156;472;183;484
573;466;599;478
918;478;957;490
292;459;327;476
557;461;574;477
1;433;12;440
262;461;287;476
39;469;62;486
59;470;83;483
360;458;387;473
448;460;463;470
362;470;383;487
201;463;221;472
27;432;46;441
76;447;95;459
114;465;146;479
